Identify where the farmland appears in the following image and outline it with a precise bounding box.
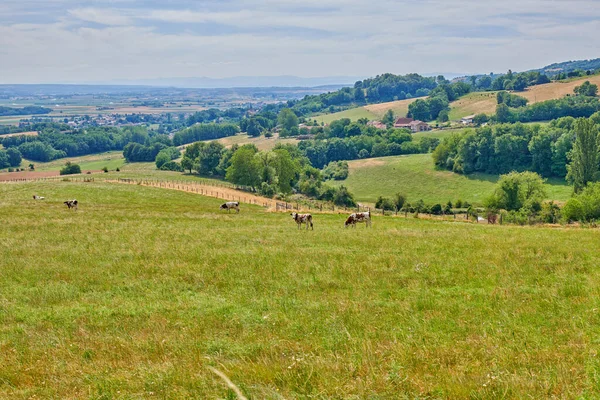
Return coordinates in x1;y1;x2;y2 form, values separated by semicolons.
312;98;421;125
330;154;572;205
1;180;600;398
449;74;600;120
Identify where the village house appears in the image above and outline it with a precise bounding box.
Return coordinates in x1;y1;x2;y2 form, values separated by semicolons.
393;117;431;133
461;115;476;125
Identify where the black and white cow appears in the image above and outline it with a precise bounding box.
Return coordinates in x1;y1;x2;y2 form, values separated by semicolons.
64;199;78;210
33;195;45;200
220;201;240;213
291;212;313;230
344;210;371;228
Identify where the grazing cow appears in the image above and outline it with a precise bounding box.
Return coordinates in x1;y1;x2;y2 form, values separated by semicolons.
33;195;45;200
64;199;78;210
291;212;313;230
220;201;240;213
344;210;372;228
487;213;498;225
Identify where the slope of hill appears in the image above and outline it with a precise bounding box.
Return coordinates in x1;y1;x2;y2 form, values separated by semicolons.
330;154;571;205
2;180;600;398
531;58;600;75
449;74;600;119
312;98;421;124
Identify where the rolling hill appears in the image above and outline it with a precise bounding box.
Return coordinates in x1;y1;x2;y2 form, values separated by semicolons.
449;73;600;120
312;98;421;124
330;153;572;205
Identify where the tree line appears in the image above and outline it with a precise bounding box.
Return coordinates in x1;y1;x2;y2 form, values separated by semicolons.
0;106;52;117
179;141;357;206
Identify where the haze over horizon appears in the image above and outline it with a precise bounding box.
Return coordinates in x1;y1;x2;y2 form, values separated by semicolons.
2;0;600;85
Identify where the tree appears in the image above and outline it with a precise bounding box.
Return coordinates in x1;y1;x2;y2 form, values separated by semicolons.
408;99;431;121
5;147;21;167
485;171;546;211
277;108;299;137
225;146;261;189
181;157;194;174
198;142;225;175
393;193;407;211
60;161;81;175
245;118;262;137
574;81;598;97
382;109;395;126
155;151;170;169
478;76;492;90
567;118;599;192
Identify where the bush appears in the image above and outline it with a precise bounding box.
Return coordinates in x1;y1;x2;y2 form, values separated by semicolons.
159;161;184;172
375;196;395;211
60;161;81;175
260;182;276;198
116;167;120;172
430;203;443;215
102;166;109;173
455;199;463;208
322;161;349;180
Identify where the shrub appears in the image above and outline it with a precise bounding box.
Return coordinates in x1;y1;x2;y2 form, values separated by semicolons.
375;196;395;211
260;182;276;198
102;166;109;173
7;167;14;172
430;204;443;215
116;167;120;172
159;161;184;172
60;161;81;175
322;161;349;180
455;199;463;208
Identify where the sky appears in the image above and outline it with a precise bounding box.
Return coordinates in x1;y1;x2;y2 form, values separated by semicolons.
1;0;600;84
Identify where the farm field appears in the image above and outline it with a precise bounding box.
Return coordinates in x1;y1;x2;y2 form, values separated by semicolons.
20;151;126;173
448;74;600;120
1;181;600;398
330;154;572;205
210;133;298;151
312;98;422;125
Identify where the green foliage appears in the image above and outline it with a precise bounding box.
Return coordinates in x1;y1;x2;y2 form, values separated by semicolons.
277;108;300;137
172;123;239;146
59;161;81;175
375;196;395;211
159;161;184;172
485;171;546;211
493;96;600;123
155;151;170;169
322;161;349;181
497;91;528;107
382;109;395;126
574;81;598;97
0;105;52;116
567;118;599;192
563;182;600;222
225;145;261;188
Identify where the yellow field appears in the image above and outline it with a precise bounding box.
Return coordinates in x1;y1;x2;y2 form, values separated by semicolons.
211;133;298;151
363;98;422;118
449;74;600;120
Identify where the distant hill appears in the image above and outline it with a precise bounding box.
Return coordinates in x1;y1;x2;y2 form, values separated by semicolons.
530;58;600;76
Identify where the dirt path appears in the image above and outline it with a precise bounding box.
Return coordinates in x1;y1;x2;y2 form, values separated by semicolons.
105;179;279;209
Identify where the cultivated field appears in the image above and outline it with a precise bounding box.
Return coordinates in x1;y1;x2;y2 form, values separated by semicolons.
330;154;571;205
1;181;600;398
449;74;600;120
211;133;298;151
312;98;422;125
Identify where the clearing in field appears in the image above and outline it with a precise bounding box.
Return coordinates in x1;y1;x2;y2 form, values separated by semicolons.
1;181;600;398
330;153;571;204
363;97;421;119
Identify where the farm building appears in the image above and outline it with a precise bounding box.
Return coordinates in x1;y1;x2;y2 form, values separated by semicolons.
393;117;431;132
367;120;387;129
461;115;476;125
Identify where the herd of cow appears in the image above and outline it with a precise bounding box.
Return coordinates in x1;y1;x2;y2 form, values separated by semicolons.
220;201;372;230
32;195;371;228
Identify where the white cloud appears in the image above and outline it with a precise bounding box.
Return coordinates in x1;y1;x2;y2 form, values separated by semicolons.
1;0;600;83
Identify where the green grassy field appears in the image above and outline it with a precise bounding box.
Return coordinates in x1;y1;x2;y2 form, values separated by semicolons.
1;181;600;398
22;151;126;172
312;108;377;125
331;154;572;205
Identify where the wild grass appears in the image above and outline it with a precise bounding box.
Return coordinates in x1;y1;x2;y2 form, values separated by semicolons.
331;153;572;205
312;107;377;124
24;151;126;172
1;181;600;398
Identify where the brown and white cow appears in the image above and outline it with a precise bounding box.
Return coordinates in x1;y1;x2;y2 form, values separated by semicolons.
64;199;78;210
220;201;240;213
291;212;313;230
344;210;371;228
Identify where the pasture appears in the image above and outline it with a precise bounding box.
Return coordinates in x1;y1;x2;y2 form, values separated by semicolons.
1;181;600;398
330;154;572;205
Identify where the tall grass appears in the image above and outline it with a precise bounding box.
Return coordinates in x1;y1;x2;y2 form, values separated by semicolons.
1;181;599;398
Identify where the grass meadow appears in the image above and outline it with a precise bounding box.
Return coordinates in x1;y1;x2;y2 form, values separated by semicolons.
1;181;600;398
331;154;572;205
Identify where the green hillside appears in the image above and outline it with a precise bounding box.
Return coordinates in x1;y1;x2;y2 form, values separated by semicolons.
1;181;599;398
331;154;571;205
